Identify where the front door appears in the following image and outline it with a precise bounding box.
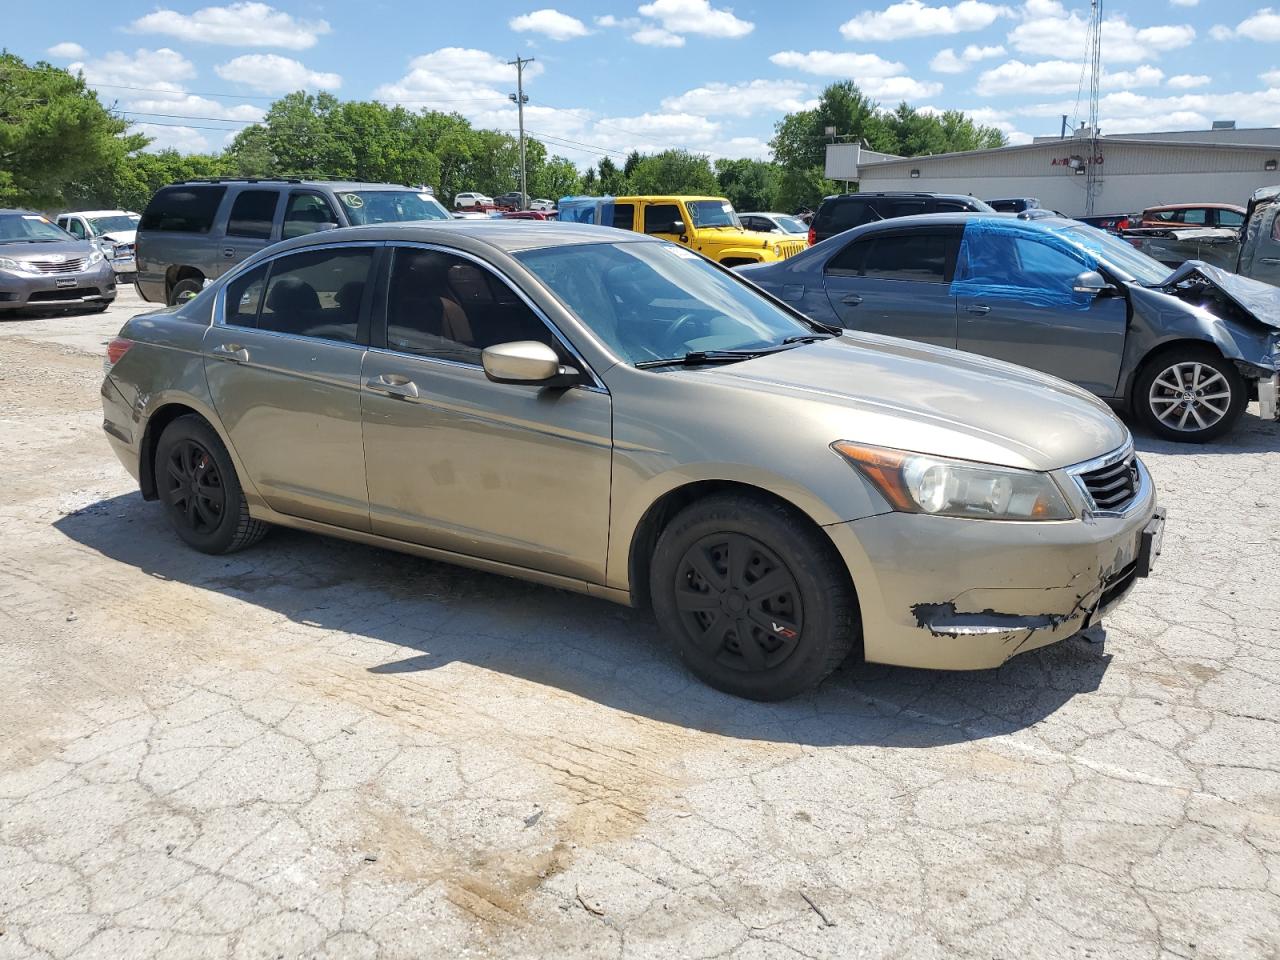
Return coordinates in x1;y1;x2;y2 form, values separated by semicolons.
360;245;612;583
203;243;377;529
821;227;960;347
642;201;691;248
954;231;1127;396
1239;202;1280;288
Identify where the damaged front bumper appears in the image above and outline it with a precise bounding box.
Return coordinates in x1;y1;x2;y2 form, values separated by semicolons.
824;456;1161;671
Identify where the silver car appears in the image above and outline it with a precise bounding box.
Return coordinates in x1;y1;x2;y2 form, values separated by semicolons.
101;222;1163;700
0;210;117;313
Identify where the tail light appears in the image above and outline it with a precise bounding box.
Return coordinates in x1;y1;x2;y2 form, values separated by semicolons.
807;226;816;246
1117;217;1130;231
105;337;133;373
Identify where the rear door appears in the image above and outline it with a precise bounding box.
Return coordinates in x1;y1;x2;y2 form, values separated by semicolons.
821;227;961;347
955;231;1127;396
203;242;377;529
217;188;282;275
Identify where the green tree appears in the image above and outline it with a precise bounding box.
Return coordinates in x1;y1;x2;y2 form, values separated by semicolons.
67;150;229;212
529;156;581;201
714;158;779;211
596;157;627;195
0;53;147;209
626;150;719;195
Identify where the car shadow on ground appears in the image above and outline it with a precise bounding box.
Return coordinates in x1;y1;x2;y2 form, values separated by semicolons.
55;492;1112;749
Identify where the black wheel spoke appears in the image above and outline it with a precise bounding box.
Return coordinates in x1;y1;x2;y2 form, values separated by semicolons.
697;613;733;654
726;535;750;589
687;548;726;591
744;568;790;602
166;460;186;483
675;588;720;613
165;438;227;535
735;619;766;670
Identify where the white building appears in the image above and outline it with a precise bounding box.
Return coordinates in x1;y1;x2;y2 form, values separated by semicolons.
841;127;1280;217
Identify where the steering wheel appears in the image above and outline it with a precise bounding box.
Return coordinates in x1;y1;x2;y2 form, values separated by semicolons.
663;312;700;352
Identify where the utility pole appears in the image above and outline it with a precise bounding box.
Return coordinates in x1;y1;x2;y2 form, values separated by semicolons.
508;56;534;210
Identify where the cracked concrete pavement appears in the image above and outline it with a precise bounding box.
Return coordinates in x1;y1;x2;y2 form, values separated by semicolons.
2;289;1279;959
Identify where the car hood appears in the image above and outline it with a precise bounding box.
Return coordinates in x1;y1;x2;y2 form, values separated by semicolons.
1160;260;1280;329
99;229;137;245
685;334;1129;472
0;238;94;260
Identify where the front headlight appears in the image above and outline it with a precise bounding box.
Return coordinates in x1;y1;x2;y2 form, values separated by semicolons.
0;256;22;272
832;441;1074;521
89;248;105;264
772;244;781;256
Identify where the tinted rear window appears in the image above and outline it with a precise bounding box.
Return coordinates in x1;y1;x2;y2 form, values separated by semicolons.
816;199;872;233
140;186;227;233
226;189;278;239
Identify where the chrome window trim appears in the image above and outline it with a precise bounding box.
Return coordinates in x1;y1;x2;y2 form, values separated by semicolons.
1065;440;1149;518
213;240;385;334
381;240;606;392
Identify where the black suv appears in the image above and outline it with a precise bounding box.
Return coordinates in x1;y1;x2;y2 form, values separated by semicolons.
809;192;994;245
135;178;451;305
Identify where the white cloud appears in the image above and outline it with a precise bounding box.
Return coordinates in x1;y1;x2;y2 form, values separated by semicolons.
636;0;754;38
930;42;1004;72
1264;69;1280;86
47;42;86;59
70;48;196;88
865;75;944;99
1211;8;1280;41
1169;0;1198;6
131;122;213;153
509;9;590;40
214;54;341;93
706;135;772;159
661;79;816;117
1167;73;1210;89
841;0;1008;40
769;49;908;78
1018;88;1280;134
959;106;1031;144
130;3;331;50
976;59;1164;96
632;26;686;46
374;47;543;106
595;14;639;27
1009;6;1195;63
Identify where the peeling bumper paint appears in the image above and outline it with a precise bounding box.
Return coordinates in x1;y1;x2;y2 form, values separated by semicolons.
823;476;1159;670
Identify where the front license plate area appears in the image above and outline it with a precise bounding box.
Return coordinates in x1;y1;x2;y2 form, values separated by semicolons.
1136;507;1166;577
55;277;76;289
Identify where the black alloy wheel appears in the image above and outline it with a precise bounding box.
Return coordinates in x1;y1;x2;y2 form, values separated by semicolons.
673;533;804;673
163;438;226;535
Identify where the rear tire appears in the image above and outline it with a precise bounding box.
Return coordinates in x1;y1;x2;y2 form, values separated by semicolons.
155;415;268;554
168;276;203;307
1134;346;1245;442
650;493;859;700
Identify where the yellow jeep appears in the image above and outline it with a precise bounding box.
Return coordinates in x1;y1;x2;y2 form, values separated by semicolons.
610;195;806;265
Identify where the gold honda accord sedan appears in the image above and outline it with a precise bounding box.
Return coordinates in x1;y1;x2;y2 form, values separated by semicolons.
101;221;1164;700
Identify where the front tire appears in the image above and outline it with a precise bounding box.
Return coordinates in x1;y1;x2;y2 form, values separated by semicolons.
650;494;859;700
1134;347;1245;442
155;415;268;554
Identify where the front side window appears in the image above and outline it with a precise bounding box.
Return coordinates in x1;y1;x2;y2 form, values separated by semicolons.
140;186;226;233
337;190;451;224
65;218;87;239
1218;209;1244;228
384;248;559;366
516;241;815;366
282;192;339;240
224;262;269;327
643;203;684;234
256;247;373;342
226;190;278;240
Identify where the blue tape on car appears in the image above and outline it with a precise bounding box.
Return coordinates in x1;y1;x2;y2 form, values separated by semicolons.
950;216;1100;311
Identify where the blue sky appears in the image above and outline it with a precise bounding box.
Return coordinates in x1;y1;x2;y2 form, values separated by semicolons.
9;1;1280;166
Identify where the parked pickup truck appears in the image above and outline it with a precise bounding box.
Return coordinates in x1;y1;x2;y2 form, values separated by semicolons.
1125;186;1280;284
559;195;805;266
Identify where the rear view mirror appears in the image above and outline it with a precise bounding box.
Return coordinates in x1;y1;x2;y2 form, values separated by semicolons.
482;341;580;387
1072;270;1115;296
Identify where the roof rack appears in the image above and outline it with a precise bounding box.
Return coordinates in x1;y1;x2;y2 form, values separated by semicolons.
177;177;306;184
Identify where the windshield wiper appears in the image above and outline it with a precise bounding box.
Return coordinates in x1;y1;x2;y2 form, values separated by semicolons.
635;349;778;369
781;333;837;345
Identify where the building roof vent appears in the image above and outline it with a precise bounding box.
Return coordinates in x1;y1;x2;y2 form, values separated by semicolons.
1211;120;1237;130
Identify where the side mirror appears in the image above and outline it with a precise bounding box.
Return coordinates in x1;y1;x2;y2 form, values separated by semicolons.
670;220;687;234
314;221;339;233
482;341;580;387
1072;270;1115;296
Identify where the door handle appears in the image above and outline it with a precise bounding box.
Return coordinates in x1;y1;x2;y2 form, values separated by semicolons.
840;294;863;305
222;247;235;259
1261;257;1280;265
367;374;419;399
211;343;249;363
965;304;992;315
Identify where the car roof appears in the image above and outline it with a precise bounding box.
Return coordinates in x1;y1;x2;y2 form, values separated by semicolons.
821;192;981;201
839;211;1080;232
62;209;137;217
1144;202;1246;212
240;220;649;263
169;179;430;192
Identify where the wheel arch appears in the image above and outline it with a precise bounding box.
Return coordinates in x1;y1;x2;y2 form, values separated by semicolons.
625;479;855;613
164;264;205;301
137;397;253;505
1126;337;1228;409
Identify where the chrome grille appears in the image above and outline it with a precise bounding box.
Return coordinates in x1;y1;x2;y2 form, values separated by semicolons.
28;258;87;274
1078;452;1139;513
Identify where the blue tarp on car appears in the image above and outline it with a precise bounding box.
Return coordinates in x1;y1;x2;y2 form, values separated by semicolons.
950;216;1101;311
557;196;614;225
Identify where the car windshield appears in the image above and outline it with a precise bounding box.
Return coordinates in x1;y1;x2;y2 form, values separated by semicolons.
1055;223;1171;285
775;215;808;234
87;214;140;234
686;200;741;229
516;241;817;366
336;191;451;224
0;213;71;242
